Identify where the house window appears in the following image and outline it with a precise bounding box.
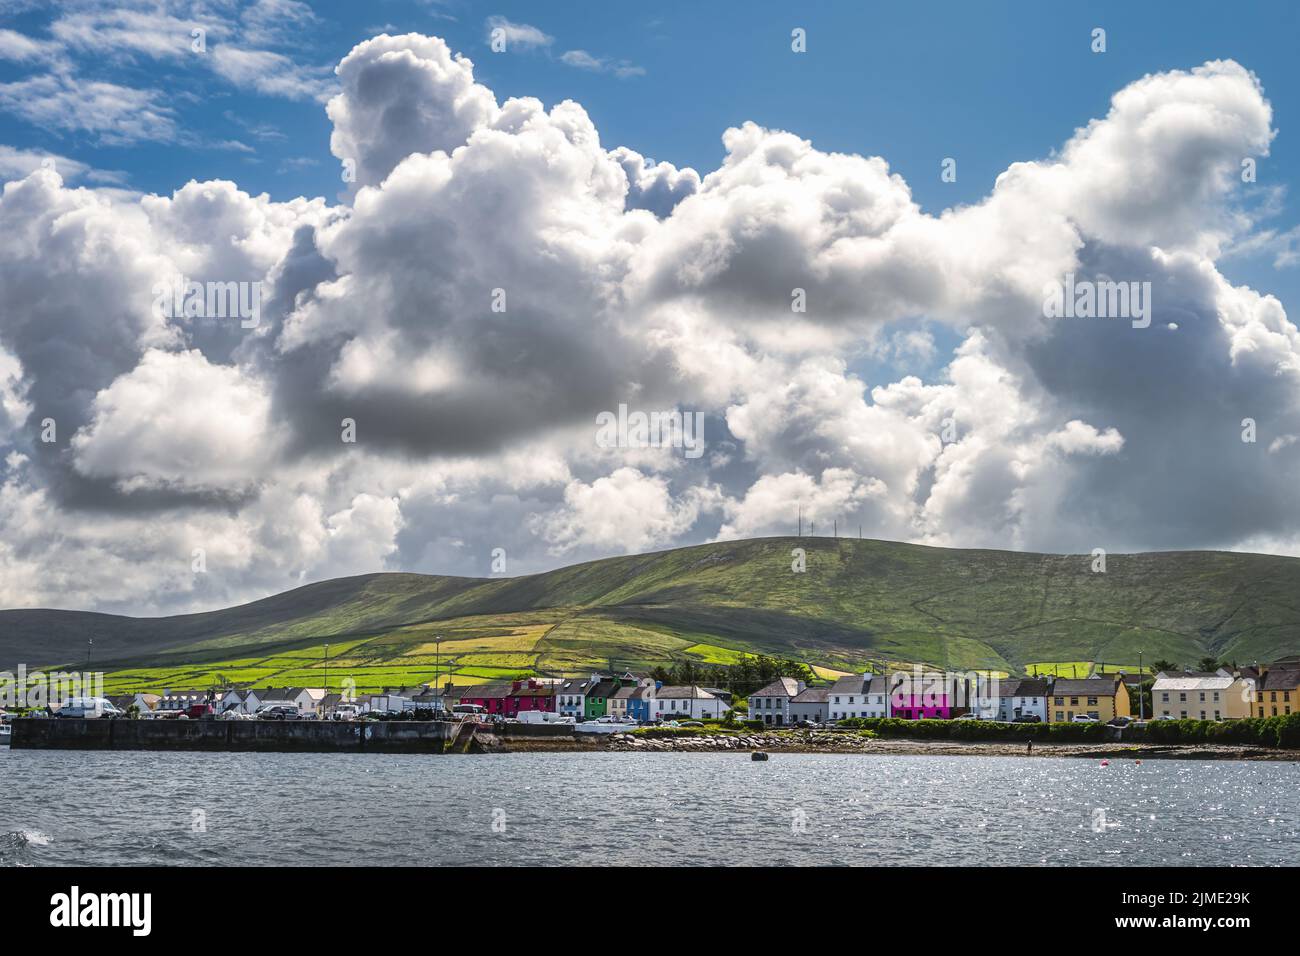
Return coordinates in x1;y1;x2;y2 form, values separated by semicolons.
1179;692;1186;702
1087;697;1098;705
1055;711;1064;721
1214;711;1220;720
1213;692;1220;702
1199;692;1205;702
1161;692;1169;702
1070;697;1079;706
1180;711;1187;718
1054;697;1063;705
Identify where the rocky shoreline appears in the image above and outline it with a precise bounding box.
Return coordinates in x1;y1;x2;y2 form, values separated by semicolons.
488;729;1295;761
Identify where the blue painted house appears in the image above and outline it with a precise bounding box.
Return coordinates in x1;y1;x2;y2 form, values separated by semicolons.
628;681;660;723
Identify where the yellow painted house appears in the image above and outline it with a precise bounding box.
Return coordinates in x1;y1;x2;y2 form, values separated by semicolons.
1255;664;1300;719
1048;676;1130;723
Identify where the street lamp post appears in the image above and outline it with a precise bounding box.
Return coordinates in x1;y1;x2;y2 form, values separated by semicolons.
1139;649;1144;720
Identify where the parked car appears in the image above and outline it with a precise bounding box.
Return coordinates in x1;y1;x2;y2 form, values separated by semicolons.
1071;714;1099;723
329;705;362;721
1108;716;1133;727
55;697;124;719
1012;714;1042;723
954;713;981;721
179;703;215;720
255;704;302;721
1154;714;1178;721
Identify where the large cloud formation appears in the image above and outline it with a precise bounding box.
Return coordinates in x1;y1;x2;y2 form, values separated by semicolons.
1;38;1297;614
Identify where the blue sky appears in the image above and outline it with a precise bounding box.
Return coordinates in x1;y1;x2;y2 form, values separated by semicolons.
4;0;1298;366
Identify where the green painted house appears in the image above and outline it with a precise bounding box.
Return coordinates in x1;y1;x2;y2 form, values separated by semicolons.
582;673;640;719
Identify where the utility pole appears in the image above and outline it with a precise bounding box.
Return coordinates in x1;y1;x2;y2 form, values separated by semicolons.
434;637;442;712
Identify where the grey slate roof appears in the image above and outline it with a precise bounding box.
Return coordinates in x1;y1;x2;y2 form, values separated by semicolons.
587;680;621;699
791;686;830;703
656;685;717;700
751;677;802;699
1259;667;1300;691
1051;677;1121;697
1006;678;1049;697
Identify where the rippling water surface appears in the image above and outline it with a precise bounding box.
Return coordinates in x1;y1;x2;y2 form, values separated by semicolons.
3;748;1298;866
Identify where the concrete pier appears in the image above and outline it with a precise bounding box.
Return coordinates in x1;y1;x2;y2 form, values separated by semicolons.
11;717;462;753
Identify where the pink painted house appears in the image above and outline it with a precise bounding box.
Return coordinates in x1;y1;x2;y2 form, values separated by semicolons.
507;679;556;717
888;670;975;719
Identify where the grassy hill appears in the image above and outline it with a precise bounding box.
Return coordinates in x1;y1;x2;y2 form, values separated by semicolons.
3;536;1300;694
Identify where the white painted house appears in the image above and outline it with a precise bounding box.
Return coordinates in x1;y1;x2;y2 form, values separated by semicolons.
995;677;1049;721
747;678;805;726
256;687;320;715
157;690;217;714
827;675;890;721
789;686;829;723
652;685;727;720
219;689;262;715
556;677;592;718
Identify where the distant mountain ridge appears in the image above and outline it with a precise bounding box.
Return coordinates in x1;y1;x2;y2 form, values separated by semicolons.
3;536;1300;675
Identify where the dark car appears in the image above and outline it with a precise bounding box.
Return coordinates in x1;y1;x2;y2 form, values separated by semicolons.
1108;716;1133;727
1012;714;1042;723
256;705;302;721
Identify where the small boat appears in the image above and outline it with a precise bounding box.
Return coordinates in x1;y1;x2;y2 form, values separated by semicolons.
751;751;769;761
0;724;12;746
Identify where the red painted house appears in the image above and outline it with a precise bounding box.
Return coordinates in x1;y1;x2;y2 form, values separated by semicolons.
458;679;556;718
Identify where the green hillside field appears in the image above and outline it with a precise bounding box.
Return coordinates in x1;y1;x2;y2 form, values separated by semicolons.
3;536;1298;695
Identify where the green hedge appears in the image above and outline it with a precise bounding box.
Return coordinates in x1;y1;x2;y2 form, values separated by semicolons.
1125;713;1300;748
829;713;1300;748
832;717;1106;742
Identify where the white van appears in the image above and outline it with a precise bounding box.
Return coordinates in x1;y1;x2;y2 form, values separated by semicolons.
56;697;124;719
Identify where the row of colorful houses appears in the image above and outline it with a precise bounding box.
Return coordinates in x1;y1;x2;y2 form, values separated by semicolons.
749;659;1300;726
107;658;1300;726
461;675;731;722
